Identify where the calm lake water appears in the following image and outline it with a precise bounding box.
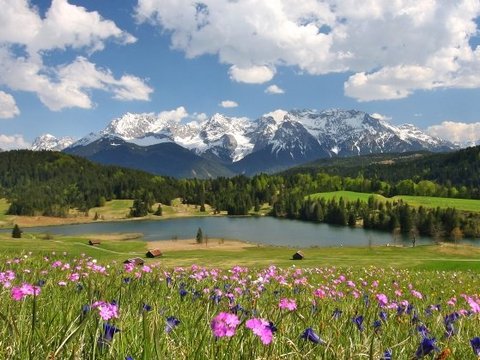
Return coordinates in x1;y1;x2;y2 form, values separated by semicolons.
20;216;478;248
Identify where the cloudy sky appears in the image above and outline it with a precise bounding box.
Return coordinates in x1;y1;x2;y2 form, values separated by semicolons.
1;0;480;149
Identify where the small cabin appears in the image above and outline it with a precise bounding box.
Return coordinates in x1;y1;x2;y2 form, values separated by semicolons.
146;249;162;258
88;240;101;246
292;251;305;260
123;257;145;266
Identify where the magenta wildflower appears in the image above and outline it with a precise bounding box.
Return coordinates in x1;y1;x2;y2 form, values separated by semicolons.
279;298;297;311
92;301;119;321
211;312;240;338
245;318;275;345
11;283;40;301
376;293;388;307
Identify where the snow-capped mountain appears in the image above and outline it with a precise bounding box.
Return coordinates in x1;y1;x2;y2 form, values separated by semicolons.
31;134;75;151
63;109;457;177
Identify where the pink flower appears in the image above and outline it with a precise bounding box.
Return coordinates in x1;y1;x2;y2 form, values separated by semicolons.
376;293;388;307
246;318;274;345
211;312;240;338
11;283;40;301
314;288;326;298
92;301;119;321
411;290;423;299
279;298;297;311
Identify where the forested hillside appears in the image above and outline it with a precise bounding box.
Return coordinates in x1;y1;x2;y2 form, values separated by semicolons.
285;146;480;197
0;150;179;216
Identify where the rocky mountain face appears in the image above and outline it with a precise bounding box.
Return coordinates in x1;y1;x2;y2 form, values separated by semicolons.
31;134;75;151
35;109;457;177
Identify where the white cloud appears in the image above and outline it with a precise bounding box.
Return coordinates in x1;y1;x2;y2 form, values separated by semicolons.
0;134;30;150
0;0;150;112
219;100;238;108
136;0;480;99
265;84;285;94
427;121;480;144
0;91;20;118
229;66;275;84
370;113;392;121
158;106;189;122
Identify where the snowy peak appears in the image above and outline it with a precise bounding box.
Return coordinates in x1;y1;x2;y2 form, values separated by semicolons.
31;134;75;151
67;108;457;171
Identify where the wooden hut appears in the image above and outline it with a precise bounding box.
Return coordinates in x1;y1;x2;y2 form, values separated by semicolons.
146;249;162;258
292;251;305;260
123;257;145;266
88;240;101;246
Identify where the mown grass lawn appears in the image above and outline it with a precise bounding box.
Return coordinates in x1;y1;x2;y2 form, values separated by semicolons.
309;191;480;212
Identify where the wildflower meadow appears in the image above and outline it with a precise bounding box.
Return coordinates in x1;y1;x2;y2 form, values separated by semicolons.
1;252;480;359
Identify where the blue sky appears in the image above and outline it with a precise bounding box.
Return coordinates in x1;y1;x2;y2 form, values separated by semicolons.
1;0;480;148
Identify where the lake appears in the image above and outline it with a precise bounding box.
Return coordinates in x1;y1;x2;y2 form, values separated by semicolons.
20;216;476;248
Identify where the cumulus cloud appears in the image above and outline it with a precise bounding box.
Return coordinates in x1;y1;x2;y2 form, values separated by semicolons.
0;91;20;118
229;66;275;84
158;106;189;122
0;0;150;112
265;84;285;94
0;134;30;150
219;100;238;108
370;113;392;121
136;0;480;99
427;121;480;144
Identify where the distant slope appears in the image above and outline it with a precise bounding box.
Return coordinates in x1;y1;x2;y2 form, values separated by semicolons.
65;137;235;178
284;146;480;189
309;190;480;213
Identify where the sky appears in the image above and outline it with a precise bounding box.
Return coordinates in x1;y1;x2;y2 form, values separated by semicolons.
1;0;480;149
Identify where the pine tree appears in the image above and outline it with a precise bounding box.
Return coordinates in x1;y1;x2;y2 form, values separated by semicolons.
196;227;204;244
12;224;22;238
154;204;163;216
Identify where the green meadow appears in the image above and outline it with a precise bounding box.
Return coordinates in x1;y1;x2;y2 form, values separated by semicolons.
309;191;480;213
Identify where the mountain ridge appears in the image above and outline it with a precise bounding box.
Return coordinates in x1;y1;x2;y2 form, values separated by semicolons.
32;108;458;177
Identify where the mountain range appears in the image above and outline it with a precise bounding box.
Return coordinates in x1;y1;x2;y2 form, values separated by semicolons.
32;109;457;177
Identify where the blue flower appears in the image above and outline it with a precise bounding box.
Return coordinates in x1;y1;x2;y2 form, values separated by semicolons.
471;337;480;356
373;320;382;331
142;303;152;312
267;321;277;333
379;311;388;322
332;308;342;319
416;324;429;337
381;349;392;360
125;357;133;360
165;316;180;333
300;328;325;344
353;315;364;332
415;337;438;358
179;288;188;298
102;323;120;342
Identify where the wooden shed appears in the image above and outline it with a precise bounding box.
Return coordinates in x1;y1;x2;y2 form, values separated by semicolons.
146;249;162;258
88;240;101;246
123;257;145;266
292;251;305;260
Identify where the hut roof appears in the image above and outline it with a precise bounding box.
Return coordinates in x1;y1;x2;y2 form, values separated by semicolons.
146;249;162;258
88;239;101;245
123;257;145;265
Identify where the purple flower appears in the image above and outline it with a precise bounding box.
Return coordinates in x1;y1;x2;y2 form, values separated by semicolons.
102;323;120;342
379;311;388;322
300;328;325;344
415;337;439;358
353;315;364;331
381;349;392;360
142;303;152;312
332;308;342;319
373;320;382;331
471;337;480;356
417;324;429;337
165;316;180;333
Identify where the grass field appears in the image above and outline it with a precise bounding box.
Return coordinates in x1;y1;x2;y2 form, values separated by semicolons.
1;230;480;271
309;190;480;212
